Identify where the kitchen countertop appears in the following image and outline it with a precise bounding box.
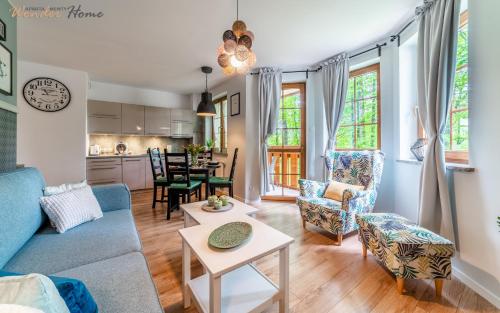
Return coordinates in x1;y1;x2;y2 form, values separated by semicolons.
86;154;159;159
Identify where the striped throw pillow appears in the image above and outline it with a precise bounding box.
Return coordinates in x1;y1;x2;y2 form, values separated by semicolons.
40;186;103;233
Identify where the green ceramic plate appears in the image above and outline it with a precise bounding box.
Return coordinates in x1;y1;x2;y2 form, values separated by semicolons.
208;222;252;249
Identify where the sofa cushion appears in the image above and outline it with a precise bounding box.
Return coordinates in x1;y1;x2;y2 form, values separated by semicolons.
0;271;98;313
53;252;163;313
4;210;141;274
0;168;46;268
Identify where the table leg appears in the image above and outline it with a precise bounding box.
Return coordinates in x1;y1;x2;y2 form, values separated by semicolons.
205;172;210;200
279;246;290;313
182;240;191;308
209;274;221;313
184;212;190;228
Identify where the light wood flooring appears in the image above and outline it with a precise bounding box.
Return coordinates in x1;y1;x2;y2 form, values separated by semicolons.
131;190;498;313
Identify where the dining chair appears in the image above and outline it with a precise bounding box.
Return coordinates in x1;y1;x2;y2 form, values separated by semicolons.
190;148;214;182
147;147;170;209
209;148;238;197
164;149;202;220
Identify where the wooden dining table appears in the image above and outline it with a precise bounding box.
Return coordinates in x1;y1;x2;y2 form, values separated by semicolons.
168;162;221;200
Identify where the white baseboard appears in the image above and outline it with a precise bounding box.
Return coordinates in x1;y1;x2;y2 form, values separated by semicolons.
453;265;500;309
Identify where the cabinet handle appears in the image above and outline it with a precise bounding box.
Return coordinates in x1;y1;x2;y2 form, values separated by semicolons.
124;159;142;162
90;160;117;162
91;180;117;185
90;114;119;118
89;167;117;170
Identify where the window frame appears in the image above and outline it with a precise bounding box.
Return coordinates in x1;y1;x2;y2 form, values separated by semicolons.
211;96;227;154
336;63;381;151
417;10;469;164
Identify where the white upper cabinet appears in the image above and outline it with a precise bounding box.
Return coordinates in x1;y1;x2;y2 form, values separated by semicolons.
145;107;171;136
87;100;122;134
121;103;145;135
171;109;193;122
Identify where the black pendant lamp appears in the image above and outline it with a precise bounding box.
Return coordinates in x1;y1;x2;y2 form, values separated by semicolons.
196;66;216;116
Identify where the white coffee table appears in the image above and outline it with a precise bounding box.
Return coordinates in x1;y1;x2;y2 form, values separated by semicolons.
181;198;259;227
178;214;294;313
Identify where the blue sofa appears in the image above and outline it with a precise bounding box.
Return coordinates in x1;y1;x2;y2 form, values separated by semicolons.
0;168;163;313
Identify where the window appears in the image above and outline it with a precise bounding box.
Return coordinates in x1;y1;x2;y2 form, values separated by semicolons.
446;10;469;162
211;96;227;153
418;10;469;163
336;63;381;150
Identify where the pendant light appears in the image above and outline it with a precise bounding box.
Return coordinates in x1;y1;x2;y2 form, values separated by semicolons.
196;66;216;116
217;0;256;75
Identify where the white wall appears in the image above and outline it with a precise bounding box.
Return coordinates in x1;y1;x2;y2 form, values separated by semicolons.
205;75;249;201
17;61;88;185
88;81;191;109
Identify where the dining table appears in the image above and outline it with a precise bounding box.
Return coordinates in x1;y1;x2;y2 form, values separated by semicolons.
168;161;221;200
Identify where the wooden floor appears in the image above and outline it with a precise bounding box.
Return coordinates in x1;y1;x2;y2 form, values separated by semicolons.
131;190;498;313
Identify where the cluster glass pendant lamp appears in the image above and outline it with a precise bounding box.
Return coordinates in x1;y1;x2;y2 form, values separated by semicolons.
217;0;256;75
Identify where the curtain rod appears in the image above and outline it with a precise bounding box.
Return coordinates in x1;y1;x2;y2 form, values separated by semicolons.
249;42;387;76
390;18;416;46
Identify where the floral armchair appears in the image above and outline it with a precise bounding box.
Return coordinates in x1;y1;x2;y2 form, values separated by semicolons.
297;150;384;245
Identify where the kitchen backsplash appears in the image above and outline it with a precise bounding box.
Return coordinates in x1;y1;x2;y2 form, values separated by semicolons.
89;135;191;155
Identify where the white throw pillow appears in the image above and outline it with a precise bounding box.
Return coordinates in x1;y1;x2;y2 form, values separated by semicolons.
0;274;70;313
40;185;103;233
0;304;44;313
44;180;88;196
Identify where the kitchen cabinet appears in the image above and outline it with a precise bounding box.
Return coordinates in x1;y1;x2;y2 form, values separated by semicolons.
121;104;145;135
170;109;193;122
171;120;193;138
86;158;122;185
122;157;146;190
145;107;171;136
87;100;122;134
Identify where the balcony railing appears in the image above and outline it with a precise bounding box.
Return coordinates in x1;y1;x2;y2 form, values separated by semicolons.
267;149;301;190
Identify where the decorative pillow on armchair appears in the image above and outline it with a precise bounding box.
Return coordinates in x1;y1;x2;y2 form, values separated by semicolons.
40;186;103;233
323;181;364;202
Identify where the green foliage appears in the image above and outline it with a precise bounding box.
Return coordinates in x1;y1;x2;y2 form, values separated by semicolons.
444;22;469;151
268;92;301;147
206;138;214;149
336;70;379;150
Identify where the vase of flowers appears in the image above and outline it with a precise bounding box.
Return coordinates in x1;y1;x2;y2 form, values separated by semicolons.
185;144;205;167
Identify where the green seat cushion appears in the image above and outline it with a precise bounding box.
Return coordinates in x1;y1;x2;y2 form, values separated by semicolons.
168;180;202;190
155;176;183;184
190;174;207;180
209;177;232;185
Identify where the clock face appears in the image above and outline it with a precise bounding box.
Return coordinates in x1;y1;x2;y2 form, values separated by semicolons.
23;77;71;112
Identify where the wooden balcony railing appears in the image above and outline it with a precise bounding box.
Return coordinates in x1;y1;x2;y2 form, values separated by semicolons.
267;149;302;190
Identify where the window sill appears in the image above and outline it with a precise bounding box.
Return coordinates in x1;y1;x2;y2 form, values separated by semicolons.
396;159;475;173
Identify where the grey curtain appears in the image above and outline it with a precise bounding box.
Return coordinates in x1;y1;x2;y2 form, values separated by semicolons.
258;68;282;194
416;0;460;242
321;53;350;150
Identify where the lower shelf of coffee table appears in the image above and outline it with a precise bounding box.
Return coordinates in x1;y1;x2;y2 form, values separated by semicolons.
188;264;280;313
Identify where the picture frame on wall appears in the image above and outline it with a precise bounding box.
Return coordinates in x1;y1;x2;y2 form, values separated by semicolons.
0;18;5;41
0;42;12;96
230;92;240;116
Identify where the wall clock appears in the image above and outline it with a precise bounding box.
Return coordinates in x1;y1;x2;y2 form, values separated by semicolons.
23;77;71;112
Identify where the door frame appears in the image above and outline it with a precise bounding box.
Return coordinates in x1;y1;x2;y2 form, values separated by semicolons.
262;82;306;201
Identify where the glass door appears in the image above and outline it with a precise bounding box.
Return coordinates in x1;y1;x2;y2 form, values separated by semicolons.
263;83;306;200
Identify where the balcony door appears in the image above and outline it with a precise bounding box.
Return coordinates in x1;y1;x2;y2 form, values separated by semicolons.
263;83;306;200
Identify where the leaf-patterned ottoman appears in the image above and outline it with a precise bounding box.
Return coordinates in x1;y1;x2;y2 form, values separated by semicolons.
355;213;455;296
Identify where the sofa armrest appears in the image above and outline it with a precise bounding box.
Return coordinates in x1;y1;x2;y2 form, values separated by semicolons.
341;189;375;213
298;179;327;198
92;184;131;212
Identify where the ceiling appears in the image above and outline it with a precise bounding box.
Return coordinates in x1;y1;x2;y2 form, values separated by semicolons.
13;0;419;95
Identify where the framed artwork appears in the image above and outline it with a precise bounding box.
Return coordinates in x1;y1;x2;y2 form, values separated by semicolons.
0;42;12;96
0;18;5;41
230;92;240;116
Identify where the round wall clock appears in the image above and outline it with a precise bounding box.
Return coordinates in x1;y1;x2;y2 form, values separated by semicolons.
23;77;71;112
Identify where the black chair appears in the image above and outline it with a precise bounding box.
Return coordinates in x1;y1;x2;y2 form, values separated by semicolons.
164;149;202;220
191;148;214;181
209;148;238;197
147;148;169;209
